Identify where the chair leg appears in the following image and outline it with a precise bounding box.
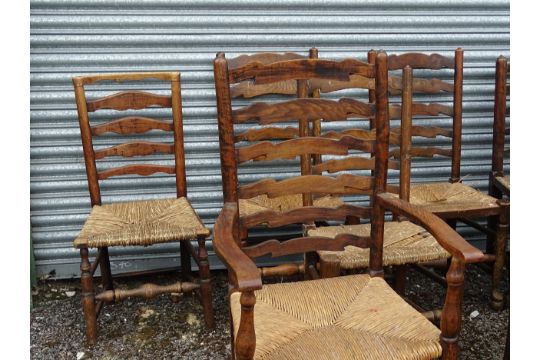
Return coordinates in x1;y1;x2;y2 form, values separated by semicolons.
319;254;341;278
197;236;214;329
180;241;192;281
393;265;408;296
98;247;114;293
492;201;509;310
80;247;97;344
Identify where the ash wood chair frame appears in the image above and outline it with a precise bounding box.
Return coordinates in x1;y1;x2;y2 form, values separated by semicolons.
382;50;509;310
213;51;484;360
72;72;214;344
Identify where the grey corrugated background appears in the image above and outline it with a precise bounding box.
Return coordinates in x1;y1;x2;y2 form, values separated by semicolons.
30;0;510;279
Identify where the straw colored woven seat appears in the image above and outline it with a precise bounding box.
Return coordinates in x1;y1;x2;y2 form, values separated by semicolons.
74;197;210;249
230;275;442;360
239;194;344;217
495;175;510;191
407;182;499;214
311;221;449;269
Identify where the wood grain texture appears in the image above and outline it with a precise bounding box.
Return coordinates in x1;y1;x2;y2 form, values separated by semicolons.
309;74;376;92
393;125;452;138
229;58;375;84
242;233;370;258
491;56;508;175
388;76;454;95
234;126;298;142
95;282;199;302
233;98;374;124
451;48;464;182
230;80;297;98
94;141;173;159
227;52;307;70
388;53;454;70
98;164;175;180
86;91;172;112
313;156;399;173
389;146;452;159
322;128;400;145
91;117;173;136
240;204;371;228
236;136;374;163
73;72;178;86
238;174;374;199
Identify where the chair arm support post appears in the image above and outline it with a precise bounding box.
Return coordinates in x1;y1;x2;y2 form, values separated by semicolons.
213;202;262;292
236;291;257;360
376;193;484;263
440;257;466;360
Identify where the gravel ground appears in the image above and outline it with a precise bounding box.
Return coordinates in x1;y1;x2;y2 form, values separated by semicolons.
31;263;509;359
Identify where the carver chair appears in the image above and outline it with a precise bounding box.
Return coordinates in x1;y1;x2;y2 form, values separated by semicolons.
213;50;484;359
72;72;214;344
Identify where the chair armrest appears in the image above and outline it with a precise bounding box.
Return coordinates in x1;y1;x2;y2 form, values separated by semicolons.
213;202;263;291
376;192;485;263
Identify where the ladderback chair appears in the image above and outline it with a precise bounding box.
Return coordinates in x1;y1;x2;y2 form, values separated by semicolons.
213;51;484;360
72;72;214;344
381;50;510;309
489;56;510;199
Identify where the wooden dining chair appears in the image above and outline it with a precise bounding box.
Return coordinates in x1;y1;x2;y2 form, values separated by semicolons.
213;50;484;360
72;72;214;344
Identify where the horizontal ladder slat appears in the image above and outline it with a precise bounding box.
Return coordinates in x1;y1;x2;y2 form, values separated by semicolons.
233;98;374;124
243;233;369;258
227;52;307;70
390;147;452;159
91;117;173;136
229;58;374;84
388;76;454;95
313;156;400;173
86;91;172;112
388;53;454;70
235;126;298;142
94;141;173;159
98;164;175;180
239;174;374;199
241;204;371;229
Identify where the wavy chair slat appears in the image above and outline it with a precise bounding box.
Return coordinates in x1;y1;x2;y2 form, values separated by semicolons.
235;126;298;142
229;58;374;84
233;98;374;124
387;52;455;70
388;75;454;95
91;117;173;136
86;91;172;112
238;174;374;199
98;164;175;180
94;141;174;159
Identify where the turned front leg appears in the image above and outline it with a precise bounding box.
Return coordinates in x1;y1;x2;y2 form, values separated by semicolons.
80;247;97;344
236;291;256;360
440;258;466;360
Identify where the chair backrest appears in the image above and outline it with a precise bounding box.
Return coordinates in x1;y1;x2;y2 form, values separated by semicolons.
373;49;464;185
72;72;187;206
492;56;509;176
214;51;390;271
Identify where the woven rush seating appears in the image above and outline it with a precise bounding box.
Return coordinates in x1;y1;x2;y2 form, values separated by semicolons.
407;182;499;215
311;221;449;269
74;197;210;248
230;275;442;360
239;194;343;217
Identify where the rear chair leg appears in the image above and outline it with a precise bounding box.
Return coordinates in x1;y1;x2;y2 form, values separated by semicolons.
393;265;408;295
197;236;214;329
98;247;114;294
80;247;97;344
492;200;509;310
180;241;192;281
319;254;341;278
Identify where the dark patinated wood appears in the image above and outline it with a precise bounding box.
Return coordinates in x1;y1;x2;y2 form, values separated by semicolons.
240;204;371;229
230;80;297;98
233;98;374;124
235;126;298;142
72;71;214;343
95;281;200;302
86;91;172;112
227;52;307;69
229;58;375;84
388;75;454;95
440;258;466;359
388;52;454;70
238;174;374;199
91;117;173;135
98;164;175;180
237;136;374;163
313;156;399;173
450;49;464;183
94;141;173;159
400;66;413;202
259;263;304;277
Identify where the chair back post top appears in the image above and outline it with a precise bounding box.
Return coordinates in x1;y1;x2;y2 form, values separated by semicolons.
72;71;188;207
213;50;391;265
492;55;509;175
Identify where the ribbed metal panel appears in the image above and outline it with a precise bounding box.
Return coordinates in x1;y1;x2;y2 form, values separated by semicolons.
30;0;510;278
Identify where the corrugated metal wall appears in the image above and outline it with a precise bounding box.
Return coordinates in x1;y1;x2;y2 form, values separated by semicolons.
30;0;510;279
